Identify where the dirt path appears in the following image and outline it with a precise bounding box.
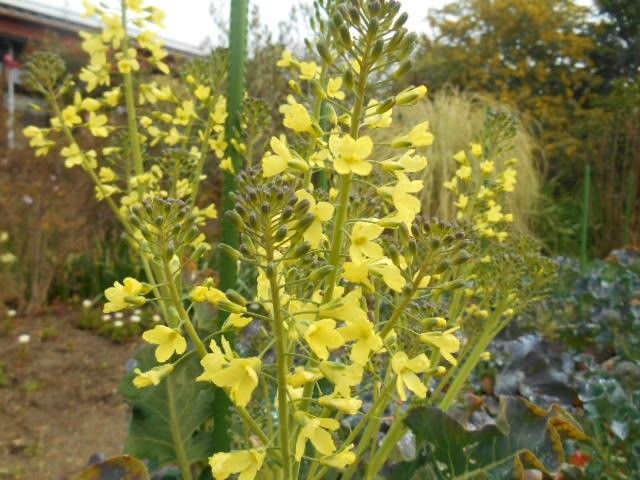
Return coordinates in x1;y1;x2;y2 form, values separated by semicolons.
0;309;141;479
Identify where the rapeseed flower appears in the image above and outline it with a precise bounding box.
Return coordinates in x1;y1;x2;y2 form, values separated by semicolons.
142;325;187;362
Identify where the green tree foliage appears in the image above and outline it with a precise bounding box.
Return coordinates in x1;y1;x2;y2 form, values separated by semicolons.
409;0;597;167
592;0;640;84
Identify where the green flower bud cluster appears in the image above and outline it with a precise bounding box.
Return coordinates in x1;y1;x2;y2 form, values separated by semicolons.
130;198;204;262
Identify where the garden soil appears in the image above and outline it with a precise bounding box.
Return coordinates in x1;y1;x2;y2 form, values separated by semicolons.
0;309;141;479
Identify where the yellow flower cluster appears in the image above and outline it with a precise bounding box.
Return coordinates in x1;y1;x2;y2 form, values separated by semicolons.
445;143;517;241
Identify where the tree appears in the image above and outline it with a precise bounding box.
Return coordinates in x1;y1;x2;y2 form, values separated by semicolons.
409;0;598;171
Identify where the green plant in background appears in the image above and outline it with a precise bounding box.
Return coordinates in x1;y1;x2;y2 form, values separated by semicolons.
22;0;228;325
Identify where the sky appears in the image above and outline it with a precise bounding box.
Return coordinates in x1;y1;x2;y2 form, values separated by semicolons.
43;0;450;50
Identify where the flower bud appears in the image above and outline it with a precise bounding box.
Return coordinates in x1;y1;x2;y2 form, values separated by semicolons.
395;85;428;106
452;250;472;265
434;260;450;274
274;225;289;242
392;60;412;79
309;264;334;282
218;243;242;260
339;26;352;49
370;38;384;62
295;212;316;232
394;12;408;29
421;317;447;329
290;241;312;258
225;289;248;306
225;210;245;229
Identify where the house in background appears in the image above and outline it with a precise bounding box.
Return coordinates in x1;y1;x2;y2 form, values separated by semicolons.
0;0;202;149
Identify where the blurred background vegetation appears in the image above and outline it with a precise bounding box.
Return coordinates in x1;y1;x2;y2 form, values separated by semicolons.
0;0;638;311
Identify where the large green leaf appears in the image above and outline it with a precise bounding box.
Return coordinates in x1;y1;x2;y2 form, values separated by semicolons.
73;456;149;480
394;396;587;480
119;346;216;466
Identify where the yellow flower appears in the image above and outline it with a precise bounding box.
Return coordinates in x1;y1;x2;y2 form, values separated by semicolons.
104;278;148;314
287;366;322;387
455;165;472;180
420;328;461;365
409;122;433;147
455;194;469;210
295;190;334;248
326;77;345;100
61;143;84;168
486;202;504;223
329;134;374;176
280;96;314;134
392;352;430;402
382;149;428;173
165;127;184;146
349;221;384;260
501;166;517;192
126;0;144;13
174;100;196;125
262;135;293;177
197;339;261;407
117;48;140;74
103;87;122;107
300;318;344;360
392;121;434;147
480;160;495;174
23;126;54;156
453;150;467;163
343;257;405;293
101;14;125;48
378;173;423;229
319;361;364;397
276;48;295;68
61;106;82;127
81;97;101;112
190;285;229;305
133;364;174;388
443;176;458;192
363;99;393;129
95;184;120;200
142;325;187;362
299;61;319;80
209;449;265;480
319;444;357;469
88;112;109;137
228;312;252;328
470;143;483;157
195;84;211;101
295;414;340;460
339;315;383;365
318;394;362;415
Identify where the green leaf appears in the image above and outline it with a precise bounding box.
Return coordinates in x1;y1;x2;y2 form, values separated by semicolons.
119;346;216;466
72;455;149;480
397;396;587;480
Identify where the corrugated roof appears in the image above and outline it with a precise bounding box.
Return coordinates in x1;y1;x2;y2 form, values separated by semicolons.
0;0;204;56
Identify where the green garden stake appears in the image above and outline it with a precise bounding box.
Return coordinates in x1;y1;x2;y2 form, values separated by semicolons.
214;0;249;453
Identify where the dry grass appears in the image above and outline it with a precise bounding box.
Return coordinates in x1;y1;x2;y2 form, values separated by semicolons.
380;89;542;235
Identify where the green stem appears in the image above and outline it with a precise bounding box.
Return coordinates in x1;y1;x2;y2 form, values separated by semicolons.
167;374;194;480
323;44;371;302
437;300;507;411
266;254;293;479
366;411;406;479
162;256;207;358
309;380;395;480
120;0;144;184
340;381;395;480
